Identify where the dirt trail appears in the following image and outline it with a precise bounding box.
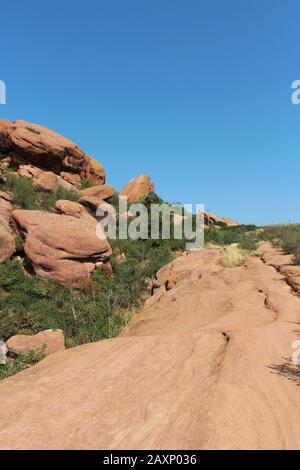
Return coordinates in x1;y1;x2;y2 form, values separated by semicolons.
0;243;299;449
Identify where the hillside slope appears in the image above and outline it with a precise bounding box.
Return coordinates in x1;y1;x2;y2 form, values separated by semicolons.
0;243;299;449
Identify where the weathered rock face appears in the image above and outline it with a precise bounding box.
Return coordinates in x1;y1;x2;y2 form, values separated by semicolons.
260;242;292;269
0;192;15;263
6;330;65;356
79;196;115;218
119;175;154;204
79;184;115;200
0;119;106;187
202;211;240;228
280;265;300;292
13;209;112;287
220;216;240;227
17;164;74;193
54;199;94;221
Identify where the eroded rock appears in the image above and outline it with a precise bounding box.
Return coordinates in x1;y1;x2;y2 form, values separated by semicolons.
6;330;65;356
54;199;94;221
17;164;74;192
119;175;154;204
79;184;115;200
0;119;106;187
280;265;300;292
13;209;112;287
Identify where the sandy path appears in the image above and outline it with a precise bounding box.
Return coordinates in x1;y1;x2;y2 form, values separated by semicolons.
0;243;299;449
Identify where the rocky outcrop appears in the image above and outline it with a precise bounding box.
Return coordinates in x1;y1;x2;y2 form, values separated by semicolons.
17;164;74;192
0;192;15;263
0;119;106;187
203;210;240;228
13;209;112;287
6;330;65;356
79;184;115;200
119;175;154;204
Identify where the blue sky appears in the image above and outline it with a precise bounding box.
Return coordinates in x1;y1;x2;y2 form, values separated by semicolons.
1;0;299;224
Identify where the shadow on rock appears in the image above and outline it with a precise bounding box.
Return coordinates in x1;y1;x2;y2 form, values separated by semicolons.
268;359;300;386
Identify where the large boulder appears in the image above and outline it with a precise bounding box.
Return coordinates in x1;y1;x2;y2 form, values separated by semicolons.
0;192;15;263
6;329;65;356
54;199;94;221
12;209;112;287
119;175;154;204
79;184;115;200
0;119;106;187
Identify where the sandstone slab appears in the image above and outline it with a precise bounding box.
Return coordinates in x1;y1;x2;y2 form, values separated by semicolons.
1;247;300;449
79;184;115;200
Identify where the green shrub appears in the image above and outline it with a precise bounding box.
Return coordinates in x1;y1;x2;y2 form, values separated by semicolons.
80;180;94;190
205;224;257;247
37;186;79;210
3;174;38;209
258;225;300;265
238;232;258;252
0;349;45;381
1;174;79;210
14;236;24;254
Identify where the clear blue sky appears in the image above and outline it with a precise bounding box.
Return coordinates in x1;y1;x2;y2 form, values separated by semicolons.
1;0;299;224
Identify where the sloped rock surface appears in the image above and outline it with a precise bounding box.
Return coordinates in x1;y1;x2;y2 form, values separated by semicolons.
0;244;300;449
79;184;114;200
202;210;240;228
260;242;300;292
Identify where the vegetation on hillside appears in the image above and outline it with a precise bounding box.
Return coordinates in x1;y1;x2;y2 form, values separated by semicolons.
0;187;180;378
205;223;257;248
258;224;300;265
0;179;267;379
0;174;79;210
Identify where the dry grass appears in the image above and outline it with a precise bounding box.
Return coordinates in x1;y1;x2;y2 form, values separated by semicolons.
220;244;246;268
